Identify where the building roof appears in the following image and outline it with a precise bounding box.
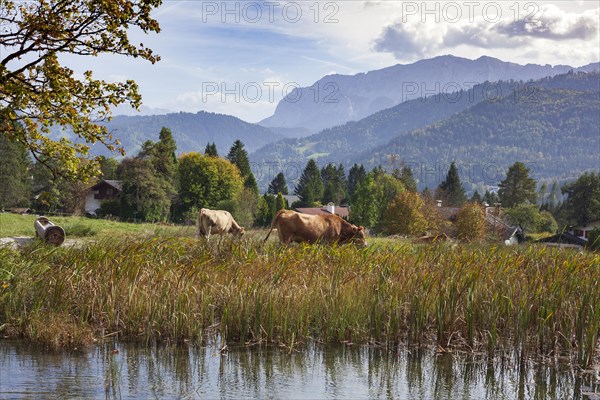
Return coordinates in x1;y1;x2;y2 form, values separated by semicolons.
536;232;588;246
90;179;122;191
296;206;349;218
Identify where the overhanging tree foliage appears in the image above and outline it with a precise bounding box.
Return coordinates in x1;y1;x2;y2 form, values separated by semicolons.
0;0;162;180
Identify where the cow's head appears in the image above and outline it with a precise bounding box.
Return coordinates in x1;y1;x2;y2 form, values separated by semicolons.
341;224;367;247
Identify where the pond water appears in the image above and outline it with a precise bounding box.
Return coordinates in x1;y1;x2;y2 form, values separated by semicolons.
1;341;599;399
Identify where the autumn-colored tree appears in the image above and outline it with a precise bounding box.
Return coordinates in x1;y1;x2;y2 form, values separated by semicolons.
455;202;486;242
383;191;428;236
1;0;161;180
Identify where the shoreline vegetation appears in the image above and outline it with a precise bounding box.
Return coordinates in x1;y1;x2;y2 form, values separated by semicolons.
0;214;599;369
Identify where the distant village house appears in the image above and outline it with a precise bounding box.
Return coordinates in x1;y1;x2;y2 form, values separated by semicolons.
85;180;122;215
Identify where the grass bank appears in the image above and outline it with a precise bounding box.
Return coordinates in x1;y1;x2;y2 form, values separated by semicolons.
0;212;195;239
1;235;599;368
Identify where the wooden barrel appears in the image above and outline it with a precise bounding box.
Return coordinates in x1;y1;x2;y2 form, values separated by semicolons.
34;216;66;246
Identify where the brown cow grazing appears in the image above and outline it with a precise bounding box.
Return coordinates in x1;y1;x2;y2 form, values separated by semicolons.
263;209;367;246
197;208;245;240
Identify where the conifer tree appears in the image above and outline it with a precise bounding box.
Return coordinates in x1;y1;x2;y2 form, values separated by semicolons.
227;140;258;194
498;162;537;208
393;166;417;192
321;163;346;204
204;142;218;157
268;172;289;195
348;164;367;201
470;190;483;203
276;192;287;211
436;162;466;207
295;159;323;206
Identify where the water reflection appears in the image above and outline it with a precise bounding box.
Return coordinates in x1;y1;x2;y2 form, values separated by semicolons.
1;341;598;399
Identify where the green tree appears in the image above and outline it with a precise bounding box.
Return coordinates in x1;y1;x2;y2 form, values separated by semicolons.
295;159;324;206
0;123;32;209
204;142;218;157
504;204;551;233
498;162;537;208
118;157;168;222
227;140;258;193
436;162;466;207
393;166;417;193
538;210;558;233
561;172;600;226
268;172;289;195
98;156;119;180
470;190;483;203
350;171;405;229
321;163;346;204
276;192;287;212
0;0;161;180
153;128;177;181
255;195;273;227
347;163;366;202
176;152;242;215
218;188;259;228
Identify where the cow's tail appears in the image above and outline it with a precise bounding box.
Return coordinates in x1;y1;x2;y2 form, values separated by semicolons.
263;209;284;244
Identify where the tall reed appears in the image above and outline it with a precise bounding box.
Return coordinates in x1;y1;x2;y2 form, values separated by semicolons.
0;237;598;367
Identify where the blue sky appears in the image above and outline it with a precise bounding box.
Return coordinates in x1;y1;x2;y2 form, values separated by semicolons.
66;1;600;122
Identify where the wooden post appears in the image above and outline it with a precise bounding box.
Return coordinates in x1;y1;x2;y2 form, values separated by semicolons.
34;216;66;246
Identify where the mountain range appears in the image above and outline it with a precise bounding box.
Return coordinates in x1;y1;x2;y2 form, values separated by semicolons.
87;111;283;157
258;55;600;133
250;71;600;192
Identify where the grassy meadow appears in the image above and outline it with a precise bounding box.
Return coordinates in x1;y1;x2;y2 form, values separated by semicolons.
0;214;599;368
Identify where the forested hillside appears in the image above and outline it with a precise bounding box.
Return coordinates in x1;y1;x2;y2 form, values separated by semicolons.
250;71;600;189
84;111;283;157
360;86;599;190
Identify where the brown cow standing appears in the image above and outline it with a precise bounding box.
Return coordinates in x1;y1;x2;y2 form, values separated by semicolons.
263;209;367;246
197;208;244;240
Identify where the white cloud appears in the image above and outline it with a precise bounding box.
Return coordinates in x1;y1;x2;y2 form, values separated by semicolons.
373;3;599;63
